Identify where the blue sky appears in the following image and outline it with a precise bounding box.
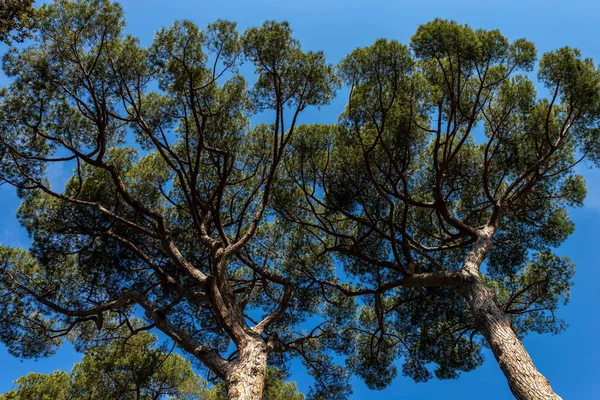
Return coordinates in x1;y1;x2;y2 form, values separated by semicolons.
1;0;600;398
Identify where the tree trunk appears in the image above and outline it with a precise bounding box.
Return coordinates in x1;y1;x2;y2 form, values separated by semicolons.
463;275;561;400
459;227;561;400
227;338;268;400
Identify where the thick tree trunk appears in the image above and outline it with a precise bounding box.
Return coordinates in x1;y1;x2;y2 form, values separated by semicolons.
463;277;561;399
460;228;561;399
226;338;268;400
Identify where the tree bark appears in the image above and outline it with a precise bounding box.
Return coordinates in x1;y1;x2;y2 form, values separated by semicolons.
461;228;562;400
226;338;268;400
463;276;561;400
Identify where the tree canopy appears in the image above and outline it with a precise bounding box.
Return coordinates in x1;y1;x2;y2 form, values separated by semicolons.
1;330;203;400
0;0;35;44
0;1;351;399
275;19;598;398
0;328;303;400
1;1;599;400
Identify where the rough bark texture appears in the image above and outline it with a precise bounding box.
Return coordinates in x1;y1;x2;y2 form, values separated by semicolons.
227;338;268;400
463;278;561;400
461;228;562;400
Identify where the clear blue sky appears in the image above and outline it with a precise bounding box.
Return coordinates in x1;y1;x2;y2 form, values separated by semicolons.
1;0;600;398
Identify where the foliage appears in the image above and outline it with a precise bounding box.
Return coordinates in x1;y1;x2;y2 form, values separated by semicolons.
0;371;71;400
0;0;35;44
0;329;304;400
276;18;597;390
0;331;204;400
0;1;350;398
1;2;599;398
